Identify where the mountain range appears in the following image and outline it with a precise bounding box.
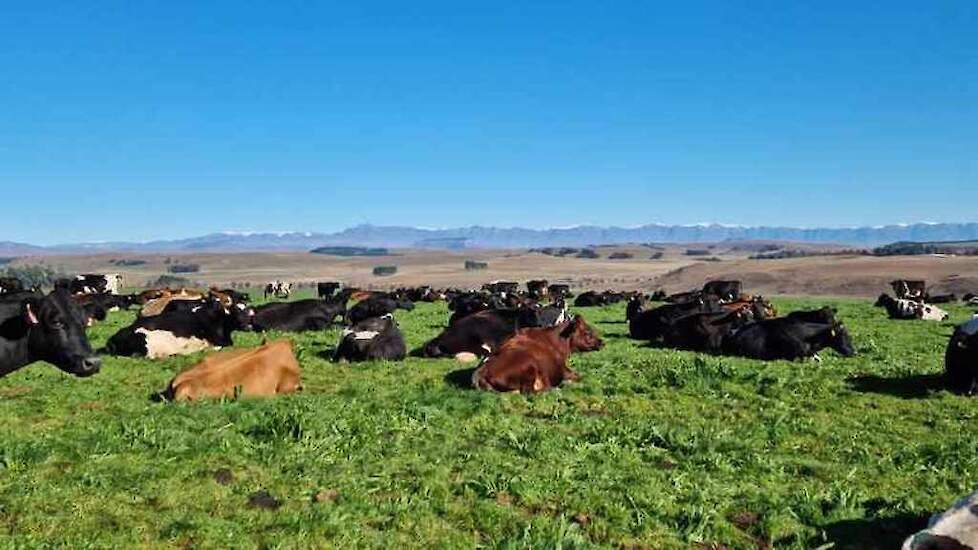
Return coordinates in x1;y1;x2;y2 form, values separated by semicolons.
3;222;978;255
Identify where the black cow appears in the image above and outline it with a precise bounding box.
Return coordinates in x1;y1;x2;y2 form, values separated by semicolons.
527;280;549;299
702;280;742;302
483;281;520;295
1;289;101;377
629;297;722;341
347;294;414;325
547;284;573;299
253;291;351;332
574;291;626;307
398;286;441;302
105;300;253;358
0;277;25;295
333;315;407;362
423;308;541;359
722;316;855;361
665;290;704;304
945;317;978;395
317;282;342;299
661;308;756;353
448;293;506;325
213;288;251;303
626;295;646;322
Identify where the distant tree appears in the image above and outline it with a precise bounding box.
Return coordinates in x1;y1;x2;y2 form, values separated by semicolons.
464;260;488;270
373;266;398;276
608;252;633;260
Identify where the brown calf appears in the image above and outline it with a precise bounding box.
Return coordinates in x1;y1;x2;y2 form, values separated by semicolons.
473;315;603;393
162;339;301;401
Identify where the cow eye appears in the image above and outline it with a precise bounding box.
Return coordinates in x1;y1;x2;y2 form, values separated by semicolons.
51;320;65;330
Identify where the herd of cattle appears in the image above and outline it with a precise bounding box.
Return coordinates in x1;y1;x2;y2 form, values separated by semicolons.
2;273;978;546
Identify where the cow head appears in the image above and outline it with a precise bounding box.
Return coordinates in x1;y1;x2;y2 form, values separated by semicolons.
561;315;603;352
827;323;855;357
27;290;101;377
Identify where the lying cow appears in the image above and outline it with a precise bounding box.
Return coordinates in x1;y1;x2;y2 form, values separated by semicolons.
0;289;101;378
483;281;520;295
629;296;723;341
902;487;978;549
0;277;25;295
547;284;573;299
722;315;855;361
252;290;351;332
472;315;603;393
661;308;758;353
347;294;414;325
945;317;978;395
333;315;407;362
423;308;542;360
526;280;549;299
159;340;301;401
702;280;742;303
61;273;123;295
317;281;342;299
264;281;292;299
876;294;949;321
106;298;253;358
892;279;927;301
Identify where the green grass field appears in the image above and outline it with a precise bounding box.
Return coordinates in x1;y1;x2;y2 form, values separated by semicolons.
1;292;976;549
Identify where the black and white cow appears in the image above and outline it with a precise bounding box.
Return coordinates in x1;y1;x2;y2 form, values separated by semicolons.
317;282;342;299
903;488;978;549
876;294;949;321
64;274;123;295
264;281;293;300
891;279;927;301
333;314;407;362
0;277;25;295
105;299;253;358
1;289;101;377
526;280;549;299
945;316;978;395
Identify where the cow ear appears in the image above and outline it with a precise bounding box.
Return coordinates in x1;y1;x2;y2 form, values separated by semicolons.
23;302;39;325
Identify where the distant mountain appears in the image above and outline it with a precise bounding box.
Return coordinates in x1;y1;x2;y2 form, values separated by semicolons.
5;222;978;254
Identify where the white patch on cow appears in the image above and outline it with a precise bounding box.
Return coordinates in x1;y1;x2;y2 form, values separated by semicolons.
903;489;978;549
352;331;380;341
236;303;247;310
920;304;949;321
75;275;85;280
454;352;479;363
109;306;120;312
136;328;213;359
481;343;492;354
191;306;203;313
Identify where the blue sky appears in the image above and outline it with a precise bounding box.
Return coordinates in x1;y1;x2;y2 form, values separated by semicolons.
1;2;976;245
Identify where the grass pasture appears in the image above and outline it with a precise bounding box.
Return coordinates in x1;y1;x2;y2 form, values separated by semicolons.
2;292;977;549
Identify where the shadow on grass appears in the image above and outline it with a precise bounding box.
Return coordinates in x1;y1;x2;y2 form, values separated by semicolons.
820;513;929;550
847;374;944;399
444;367;478;389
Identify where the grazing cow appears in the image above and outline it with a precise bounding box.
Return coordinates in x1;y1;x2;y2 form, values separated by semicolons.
0;289;101;378
629;297;723;341
902;488;978;549
472;316;603;393
160;340;301;401
527;280;549;299
483;281;520;295
876;294;949;321
722;316;855;361
423;308;542;359
702;280;742;303
106;299;253;358
317;282;342;299
547;284;573;299
944;317;978;395
333;314;407;362
891;279;926;301
0;277;25;295
66;274;123;295
252;290;351;332
264;281;292;300
347;294;414;325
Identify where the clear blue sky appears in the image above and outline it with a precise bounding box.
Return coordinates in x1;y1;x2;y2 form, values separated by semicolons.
2;2;976;245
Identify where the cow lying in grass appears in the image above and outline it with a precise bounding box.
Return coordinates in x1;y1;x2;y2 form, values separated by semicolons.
472;315;603;393
875;294;949;321
722;315;855;361
333;314;407;362
159;339;301;401
945;316;978;395
903;486;978;549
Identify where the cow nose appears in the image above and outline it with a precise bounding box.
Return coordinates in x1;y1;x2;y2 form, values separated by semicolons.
83;357;102;372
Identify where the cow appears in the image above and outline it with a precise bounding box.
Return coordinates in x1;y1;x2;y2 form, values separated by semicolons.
720;295;778;320
902;487;978;549
626;295;646;322
526;280;549;299
891;279;926;301
722;316;855;361
252;290;352;332
317;282;342;299
333;314;407;362
398;286;442;302
547;284;573;299
65;274;123;295
0;277;25;295
448;293;506;325
702;280;742;303
140;289;207;317
0;289;101;378
212;288;251;303
661;307;760;353
483;281;520;295
876;294;949;321
536;300;568;327
944;316;978;395
347;294;414;325
629;296;723;341
105;298;254;358
423;308;543;360
472;315;603;393
264;281;292;300
158;340;301;401
574;291;609;307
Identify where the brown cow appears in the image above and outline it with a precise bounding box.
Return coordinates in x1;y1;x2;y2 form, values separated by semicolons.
473;315;603;393
160;339;301;401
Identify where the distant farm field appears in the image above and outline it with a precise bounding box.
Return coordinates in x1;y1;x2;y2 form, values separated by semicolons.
2;292;977;548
